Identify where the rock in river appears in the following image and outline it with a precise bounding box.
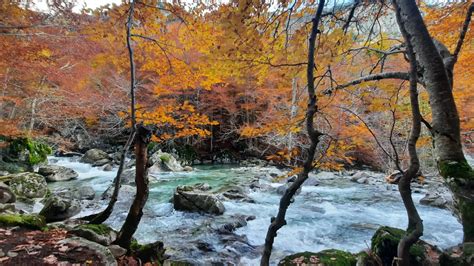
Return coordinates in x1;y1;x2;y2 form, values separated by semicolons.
38;165;78;182
7;172;49;199
173;183;225;215
39;195;81;222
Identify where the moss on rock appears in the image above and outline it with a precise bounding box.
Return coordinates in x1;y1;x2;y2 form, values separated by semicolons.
0;213;45;229
7;172;49;198
439;159;474;181
77;224;113;236
130;240;165;264
278;249;356;266
371;226;427;266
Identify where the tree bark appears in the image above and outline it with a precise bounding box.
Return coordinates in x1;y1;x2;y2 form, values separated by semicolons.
396;0;474;243
260;1;325;265
393;1;423;264
114;124;151;249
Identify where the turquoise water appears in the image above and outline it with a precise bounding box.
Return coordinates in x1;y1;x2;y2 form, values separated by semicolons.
49;157;463;265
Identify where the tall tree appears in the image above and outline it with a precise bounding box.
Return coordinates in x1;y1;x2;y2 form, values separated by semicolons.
393;0;423;264
260;1;325;264
395;0;474;243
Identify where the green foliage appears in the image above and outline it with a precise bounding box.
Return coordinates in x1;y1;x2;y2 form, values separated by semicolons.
8;137;52;165
0;213;46;229
278;249;356;266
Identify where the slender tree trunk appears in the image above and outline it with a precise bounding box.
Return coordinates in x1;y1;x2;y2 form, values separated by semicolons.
393;1;423;264
84;131;135;224
114;124;151;249
28;98;37;135
260;1;325;265
397;0;474;242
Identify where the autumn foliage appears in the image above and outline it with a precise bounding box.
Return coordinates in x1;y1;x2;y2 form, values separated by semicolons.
0;1;472;170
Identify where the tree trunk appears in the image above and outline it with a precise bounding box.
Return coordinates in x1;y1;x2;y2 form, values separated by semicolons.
84;131;135;224
260;1;325;265
393;1;423;264
397;0;474;242
114;124;151;249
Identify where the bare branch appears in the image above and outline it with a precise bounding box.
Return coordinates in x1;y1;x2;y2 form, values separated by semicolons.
453;3;474;62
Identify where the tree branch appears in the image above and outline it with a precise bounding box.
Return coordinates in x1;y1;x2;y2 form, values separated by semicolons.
452;3;474;63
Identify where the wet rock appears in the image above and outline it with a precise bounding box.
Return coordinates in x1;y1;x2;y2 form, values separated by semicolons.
38;165;78;182
217;215;254;234
173;184;225;215
0;182;15;203
56;186;95;200
0;203;16;214
371;226;440;266
276;183;301;195
108;245;127;258
59;237;117;266
419;191;454;211
102;184;135;200
39;195;81;222
183;166;193;171
149;150;184;172
220;186;254;203
194;241;215;252
120;168;136;185
70;224;117;246
103;164;114;171
240;158;267;167
303;176;320;186
7;172;49;199
80;149;110;165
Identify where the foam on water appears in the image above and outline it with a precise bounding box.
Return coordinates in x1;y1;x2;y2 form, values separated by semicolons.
49;156;463;264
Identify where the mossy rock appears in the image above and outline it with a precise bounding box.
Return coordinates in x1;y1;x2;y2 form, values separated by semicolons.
70;224;117;246
0;213;46;229
7;172;49;198
7;137;52;165
130;240;165;264
0;160;28;174
278;249;356;266
371;226;428;266
77;223;113;236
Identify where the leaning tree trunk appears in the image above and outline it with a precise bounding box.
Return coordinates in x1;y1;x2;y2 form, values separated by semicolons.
260;1;325;265
397;0;474;242
84;131;135;224
393;1;423;264
114;124;151;249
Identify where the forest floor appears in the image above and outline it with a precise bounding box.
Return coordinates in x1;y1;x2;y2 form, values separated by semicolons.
0;226;139;266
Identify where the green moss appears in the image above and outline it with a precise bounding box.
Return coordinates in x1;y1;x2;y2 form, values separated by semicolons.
0;214;46;229
160;154;171;163
278;249;356;266
8;138;52;165
439;159;474;181
130;240;165;264
77;224;113;236
371;226;426;266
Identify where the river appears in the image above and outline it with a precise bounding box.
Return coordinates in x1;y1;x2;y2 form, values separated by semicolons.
47;156;463;265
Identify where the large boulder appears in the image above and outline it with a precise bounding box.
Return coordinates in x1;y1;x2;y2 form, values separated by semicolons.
70;224;117;246
7;172;49;198
149;150;183;172
278;249;356;266
38;165;78;182
56;186;96;200
419;191;454;211
80;149;110;165
173;184;225;215
0;182;15;203
58;237;117;266
371;226;440;266
0;213;46;229
39;195;81;222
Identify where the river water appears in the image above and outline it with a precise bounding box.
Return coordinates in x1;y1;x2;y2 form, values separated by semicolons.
47;156;463;265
